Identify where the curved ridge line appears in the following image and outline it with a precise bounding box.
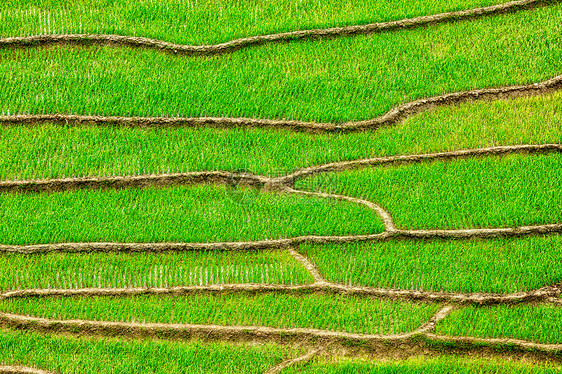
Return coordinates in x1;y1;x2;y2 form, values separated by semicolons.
0;306;450;343
279;144;562;184
1;144;559;194
264;348;323;374
1;284;559;306
1;307;561;355
283;186;397;232
0;0;558;56
0;366;55;374
0;171;268;194
1;223;561;253
1;75;561;134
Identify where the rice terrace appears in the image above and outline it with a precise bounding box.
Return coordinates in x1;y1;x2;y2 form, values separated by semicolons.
0;0;561;372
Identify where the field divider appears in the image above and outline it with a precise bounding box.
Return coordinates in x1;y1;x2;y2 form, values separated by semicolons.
278;143;562;183
288;247;327;284
1;283;559;306
1;75;561;134
1;308;560;360
0;171;268;194
0;0;558;56
0;366;56;374
264;347;324;374
1;223;561;254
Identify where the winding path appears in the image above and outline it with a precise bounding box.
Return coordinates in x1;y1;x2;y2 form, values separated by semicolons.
0;0;557;56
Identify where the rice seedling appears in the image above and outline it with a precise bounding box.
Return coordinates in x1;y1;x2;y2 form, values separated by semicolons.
283;355;562;373
0;184;384;245
0;250;313;291
436;304;562;344
0;293;440;335
0;5;561;123
0;328;295;373
297;153;562;230
300;236;562;293
0;0;509;44
0;91;561;180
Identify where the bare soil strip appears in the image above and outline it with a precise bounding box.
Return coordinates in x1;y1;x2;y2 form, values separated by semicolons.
279;143;562;183
0;171;267;194
1;223;560;254
1;306;560;361
1;283;559;306
284;187;397;232
0;366;55;374
1;144;559;194
1;75;561;133
0;0;557;56
264;348;323;374
288;247;327;284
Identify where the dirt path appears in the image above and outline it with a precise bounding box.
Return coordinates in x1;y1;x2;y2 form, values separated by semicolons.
264;348;323;374
0;366;55;374
0;0;555;57
1;75;561;134
1;283;559;306
1;306;560;361
1;222;560;254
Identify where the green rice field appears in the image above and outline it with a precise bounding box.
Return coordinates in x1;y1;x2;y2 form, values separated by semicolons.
0;0;561;372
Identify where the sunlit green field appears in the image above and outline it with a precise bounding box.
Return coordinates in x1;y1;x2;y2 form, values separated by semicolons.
0;0;561;372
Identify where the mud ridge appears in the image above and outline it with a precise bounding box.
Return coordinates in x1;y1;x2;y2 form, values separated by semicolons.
0;171;267;194
1;75;561;134
0;366;55;374
0;0;557;56
280;144;562;183
288;246;327;284
1;283;559;306
0;144;559;194
264;348;323;374
1;307;561;361
2;223;560;254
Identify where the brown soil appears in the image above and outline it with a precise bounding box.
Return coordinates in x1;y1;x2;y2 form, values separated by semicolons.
0;171;267;194
1;222;559;254
1;283;559;306
0;75;561;134
0;366;55;374
280;143;562;183
0;0;556;57
1;306;560;362
264;348;323;374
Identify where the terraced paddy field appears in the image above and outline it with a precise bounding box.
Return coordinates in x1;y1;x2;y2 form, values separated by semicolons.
0;0;561;372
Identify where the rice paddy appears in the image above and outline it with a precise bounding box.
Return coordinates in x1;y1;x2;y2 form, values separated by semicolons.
1;0;561;372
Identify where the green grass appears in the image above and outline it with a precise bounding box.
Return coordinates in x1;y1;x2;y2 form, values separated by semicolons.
300;236;562;293
1;0;511;45
0;250;313;291
1;5;561;123
0;293;440;335
0;329;295;373
283;356;562;373
436;304;562;344
0;184;384;245
1;92;561;180
297;153;562;230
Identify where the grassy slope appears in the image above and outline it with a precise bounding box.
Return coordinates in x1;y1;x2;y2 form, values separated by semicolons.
0;329;295;374
0;250;314;291
0;92;560;180
301;236;562;293
0;294;440;335
1;6;561;122
297;154;562;230
0;184;384;245
0;0;508;44
284;356;562;373
436;304;562;344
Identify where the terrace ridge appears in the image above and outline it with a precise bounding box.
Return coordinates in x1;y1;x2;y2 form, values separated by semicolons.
0;0;557;56
1;74;561;134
